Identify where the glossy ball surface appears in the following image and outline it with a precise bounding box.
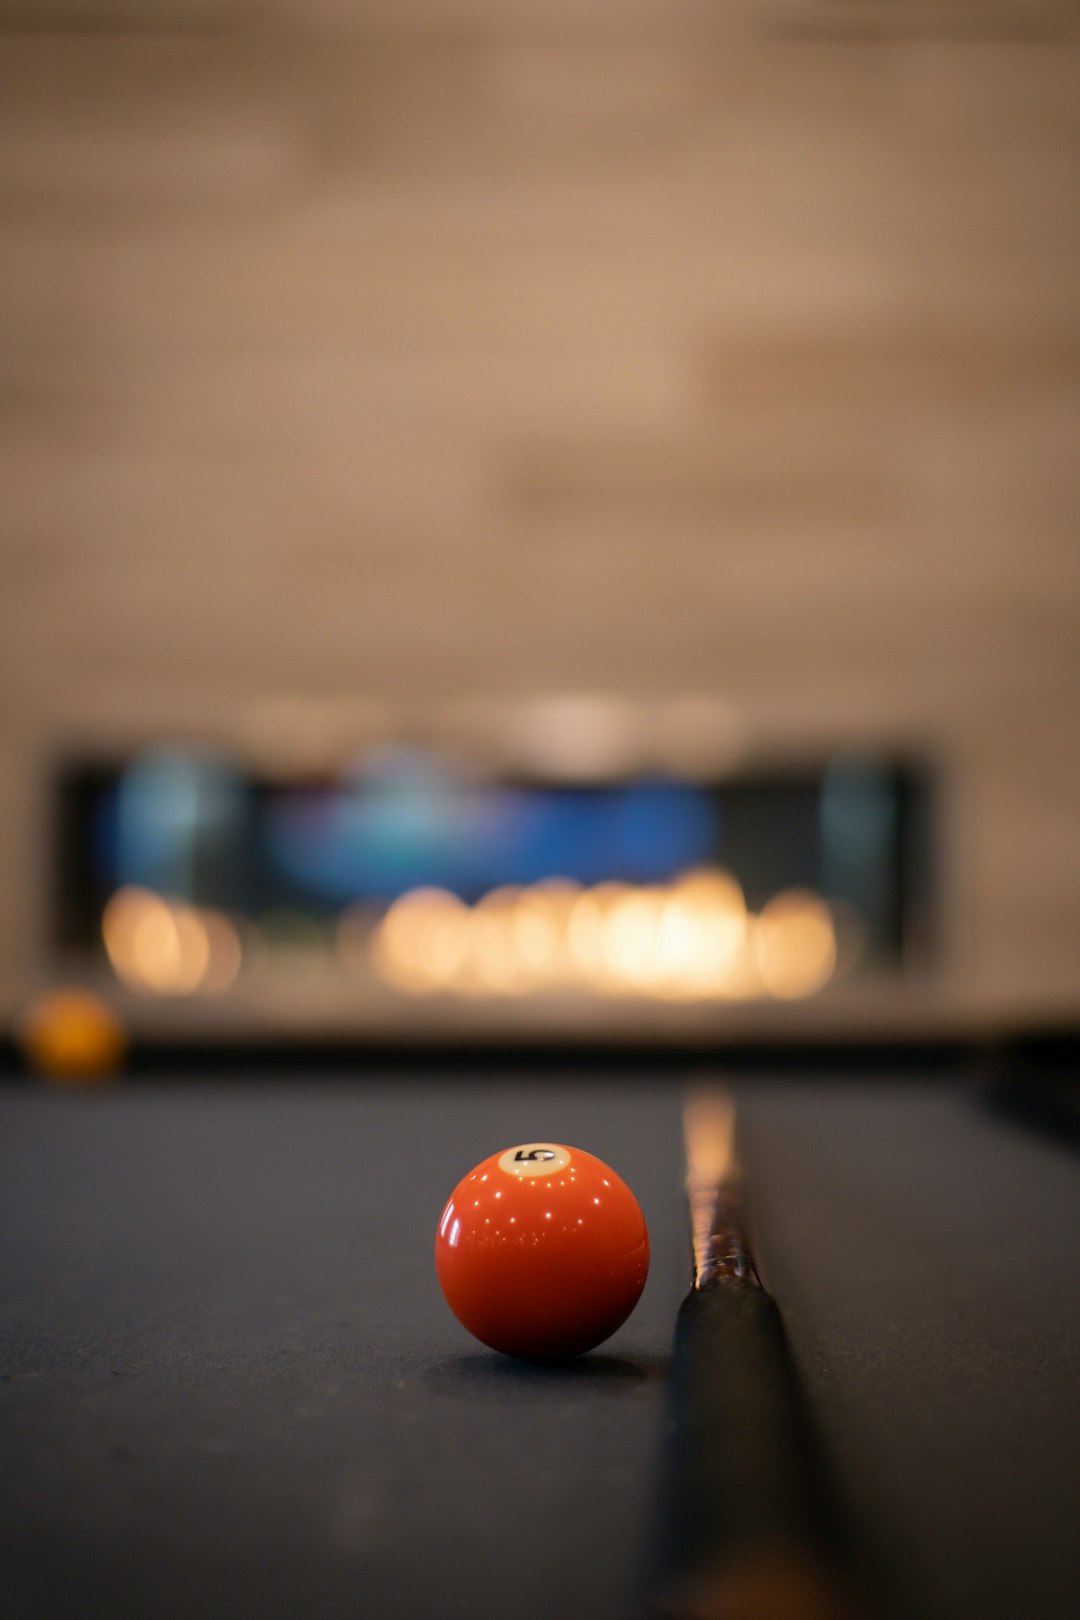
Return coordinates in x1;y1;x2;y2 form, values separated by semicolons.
435;1143;649;1359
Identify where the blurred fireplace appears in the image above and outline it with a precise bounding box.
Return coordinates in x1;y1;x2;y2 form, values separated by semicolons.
50;740;935;1035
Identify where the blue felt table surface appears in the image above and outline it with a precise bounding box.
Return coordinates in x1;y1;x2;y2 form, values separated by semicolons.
2;1072;1078;1620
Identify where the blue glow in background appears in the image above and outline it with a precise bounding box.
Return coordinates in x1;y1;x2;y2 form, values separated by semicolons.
264;777;716;901
97;751;719;907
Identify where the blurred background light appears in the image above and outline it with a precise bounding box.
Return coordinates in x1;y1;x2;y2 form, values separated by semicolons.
64;744;924;1012
754;890;837;1001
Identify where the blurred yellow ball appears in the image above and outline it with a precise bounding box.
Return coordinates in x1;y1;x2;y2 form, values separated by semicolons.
18;988;128;1083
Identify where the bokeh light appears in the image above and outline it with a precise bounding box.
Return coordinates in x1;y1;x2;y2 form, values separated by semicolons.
365;871;835;1002
754;890;837;1000
102;886;243;996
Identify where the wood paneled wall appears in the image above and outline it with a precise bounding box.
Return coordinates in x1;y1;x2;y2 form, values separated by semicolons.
2;1;1078;1028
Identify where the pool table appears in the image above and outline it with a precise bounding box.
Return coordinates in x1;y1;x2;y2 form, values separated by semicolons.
2;1063;1078;1619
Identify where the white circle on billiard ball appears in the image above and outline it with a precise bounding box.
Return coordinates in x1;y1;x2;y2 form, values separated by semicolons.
497;1143;572;1178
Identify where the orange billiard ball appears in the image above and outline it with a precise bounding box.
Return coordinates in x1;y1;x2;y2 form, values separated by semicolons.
17;987;128;1083
435;1143;649;1360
